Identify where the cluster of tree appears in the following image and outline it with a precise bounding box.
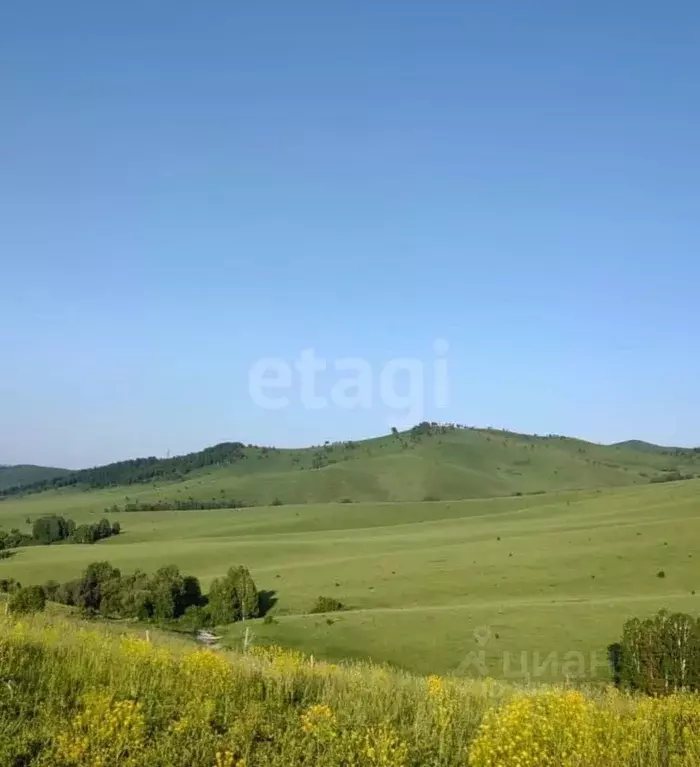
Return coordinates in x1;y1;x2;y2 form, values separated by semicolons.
0;515;120;550
649;471;696;484
0;441;250;497
105;497;248;513
610;610;700;695
8;561;261;628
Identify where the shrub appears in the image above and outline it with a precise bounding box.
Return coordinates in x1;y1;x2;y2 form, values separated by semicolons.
178;604;211;631
43;580;61;601
0;578;21;594
310;596;345;614
8;584;46;614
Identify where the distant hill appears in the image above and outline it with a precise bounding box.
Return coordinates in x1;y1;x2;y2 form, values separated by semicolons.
2;424;699;505
0;464;70;492
611;440;692;455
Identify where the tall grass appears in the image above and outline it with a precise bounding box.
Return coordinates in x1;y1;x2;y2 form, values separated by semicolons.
0;615;699;765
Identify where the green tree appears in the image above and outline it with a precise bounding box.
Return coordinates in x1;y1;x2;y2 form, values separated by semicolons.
615;610;700;694
207;566;259;625
148;565;202;621
71;524;97;544
96;518;112;540
76;562;121;613
9;585;47;614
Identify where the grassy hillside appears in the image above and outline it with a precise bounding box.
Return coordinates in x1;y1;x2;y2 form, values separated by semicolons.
0;464;69;491
3;615;698;766
2;479;698;679
3;424;699;507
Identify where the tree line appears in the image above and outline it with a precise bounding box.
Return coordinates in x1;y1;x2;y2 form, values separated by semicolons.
2;561;260;629
106;497;248;513
0;515;120;550
0;441;250;497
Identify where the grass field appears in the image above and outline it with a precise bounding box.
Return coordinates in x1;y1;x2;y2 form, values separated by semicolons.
2;478;698;682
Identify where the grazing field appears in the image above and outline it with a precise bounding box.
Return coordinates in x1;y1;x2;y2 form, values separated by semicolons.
2;479;698;681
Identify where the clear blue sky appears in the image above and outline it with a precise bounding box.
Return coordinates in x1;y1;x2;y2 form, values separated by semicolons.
1;1;698;468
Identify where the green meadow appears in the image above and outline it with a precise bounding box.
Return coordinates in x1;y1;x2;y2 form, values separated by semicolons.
2;475;698;682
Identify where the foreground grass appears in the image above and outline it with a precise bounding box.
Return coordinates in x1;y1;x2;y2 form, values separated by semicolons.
1;615;699;766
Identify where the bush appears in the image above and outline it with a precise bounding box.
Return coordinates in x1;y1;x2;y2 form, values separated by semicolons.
310;596;345;614
0;578;21;594
178;605;211;631
43;580;61;601
8;584;46;614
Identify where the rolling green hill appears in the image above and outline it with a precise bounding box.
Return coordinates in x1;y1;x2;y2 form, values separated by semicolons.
1;424;698;510
1;479;699;679
0;464;70;492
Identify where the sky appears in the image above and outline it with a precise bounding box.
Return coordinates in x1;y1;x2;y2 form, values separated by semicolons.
1;1;699;468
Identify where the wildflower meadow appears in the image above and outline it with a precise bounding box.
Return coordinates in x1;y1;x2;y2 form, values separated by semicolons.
0;615;699;766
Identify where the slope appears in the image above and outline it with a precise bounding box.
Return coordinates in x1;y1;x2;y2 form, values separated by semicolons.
1;425;699;513
0;465;70;492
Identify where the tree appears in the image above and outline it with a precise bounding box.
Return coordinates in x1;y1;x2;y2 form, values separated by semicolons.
9;585;47;614
54;578;81;606
208;566;259;625
96;518;112;540
614;610;700;694
43;580;61;601
75;561;121;613
72;524;97;544
148;565;202;621
111;520;121;536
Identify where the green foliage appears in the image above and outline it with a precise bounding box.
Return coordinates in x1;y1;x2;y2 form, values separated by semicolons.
310;596;345;614
0;577;21;594
208;566;260;625
71;524;96;544
48;561;214;625
75;561;122;613
614;610;700;694
70;519;119;544
8;584;46;614
113;497;248;512
178;604;211;631
32;515;74;544
1;442;248;497
150;565;195;621
0;528;33;549
0;515;118;549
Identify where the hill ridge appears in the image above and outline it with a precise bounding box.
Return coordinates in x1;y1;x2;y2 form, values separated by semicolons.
2;423;699;505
